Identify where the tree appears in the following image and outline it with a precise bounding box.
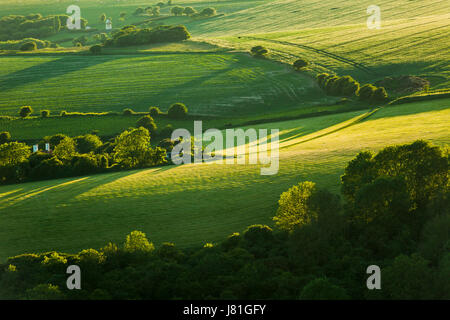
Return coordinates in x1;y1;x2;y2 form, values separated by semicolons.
149;106;161;117
20;41;36;51
383;254;434;299
100;13;106;22
300;278;350;300
136;115;157;135
200;7;216;17
134;7;145;16
40;110;50;118
167;103;188;119
113;127;153;168
26;284;64;300
273;181;319;231
341;140;448;210
359;84;377;101
183;7;197;16
123;108;135;115
124;231;155;253
74;134;103;154
152;7;160;16
0;142;31;167
250;45;268;57
89;44;102;54
372;86;388;102
19;106;33;118
0;132;11;145
293;58;308;70
171;6;185;16
53;137;76;161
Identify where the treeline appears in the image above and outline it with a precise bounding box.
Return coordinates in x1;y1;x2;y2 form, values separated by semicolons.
0;103;191;184
0;14;76;41
317;73;388;103
0;140;448;300
0;128;166;185
0;38;56;51
103;24;190;47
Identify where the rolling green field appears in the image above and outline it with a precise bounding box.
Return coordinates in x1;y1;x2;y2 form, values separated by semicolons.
0;52;326;116
0;98;449;261
0;0;449;263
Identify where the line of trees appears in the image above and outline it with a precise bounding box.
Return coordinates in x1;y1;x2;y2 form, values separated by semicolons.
0;140;447;299
104;24;190;47
0;127;167;185
317;73;388;102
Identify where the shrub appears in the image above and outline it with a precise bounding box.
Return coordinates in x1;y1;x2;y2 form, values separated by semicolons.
250;45;268;57
243;225;273;245
100;14;106;22
89;44;102;54
372;86;388;102
171;6;185;16
123;108;135;116
136;115;157;135
183;7;197;16
19;106;33;118
0;132;11;144
167;103;188;119
149;106;161;117
159;124;173;139
124;231;155;253
74;134;103;154
40;110;50;118
71;154;101;175
134;7;145;16
293;58;308;70
273;181;324;231
19;41;36;51
359;84;377;101
200;7;217;17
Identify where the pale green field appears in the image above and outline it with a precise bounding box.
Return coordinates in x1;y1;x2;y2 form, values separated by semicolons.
0;98;448;261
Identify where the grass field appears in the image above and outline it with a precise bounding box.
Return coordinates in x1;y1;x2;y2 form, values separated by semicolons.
0;0;449;263
0;98;448;261
0;52;327;116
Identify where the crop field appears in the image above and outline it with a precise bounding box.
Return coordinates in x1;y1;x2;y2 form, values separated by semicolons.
0;99;449;260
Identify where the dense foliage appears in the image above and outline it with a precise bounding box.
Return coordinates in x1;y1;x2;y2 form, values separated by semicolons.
105;25;190;47
0;140;447;300
0;126;167;184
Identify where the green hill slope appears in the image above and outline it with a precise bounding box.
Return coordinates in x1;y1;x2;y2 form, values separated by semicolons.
0;98;448;261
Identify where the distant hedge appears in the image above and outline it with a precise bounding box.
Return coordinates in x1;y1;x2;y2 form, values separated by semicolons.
105;24;191;47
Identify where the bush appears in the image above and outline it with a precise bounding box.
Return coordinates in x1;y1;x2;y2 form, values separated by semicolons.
359;84;377;101
134;7;145;16
171;6;185;16
183;7;197;16
200;7;217;17
273;181;320;231
74;134;103;154
89;44;102;54
372;86;388;102
124;231;155;253
19;106;33;118
159;124;173;139
123;108;135;116
149;106;161;117
167;103;188;119
19;41;36;51
136;115;157;135
40;110;50;118
0;132;11;145
250;45;268;57
293;58;308;70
